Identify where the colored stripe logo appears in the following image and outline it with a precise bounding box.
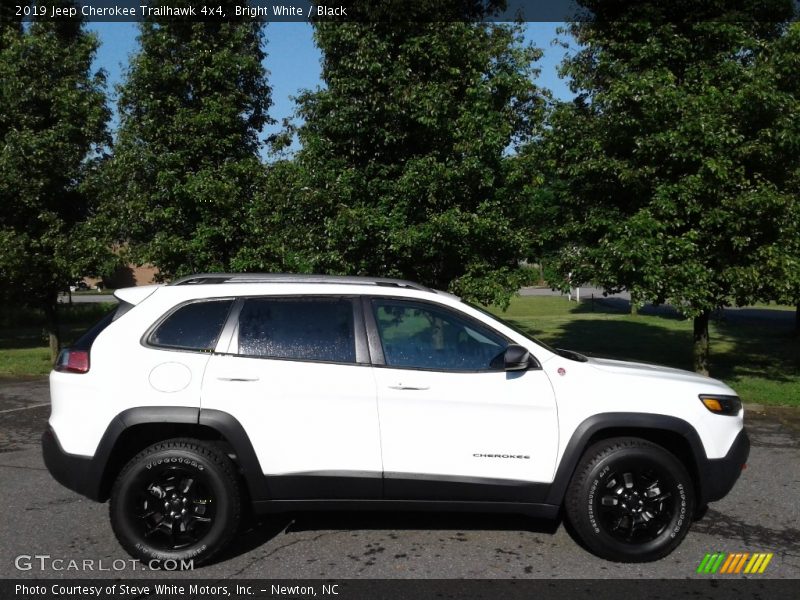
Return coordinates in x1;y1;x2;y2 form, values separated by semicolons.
696;552;773;574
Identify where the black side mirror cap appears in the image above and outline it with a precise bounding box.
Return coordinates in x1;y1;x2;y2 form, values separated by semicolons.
504;344;531;371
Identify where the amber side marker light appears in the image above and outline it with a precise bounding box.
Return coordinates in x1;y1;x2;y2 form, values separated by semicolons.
699;394;742;416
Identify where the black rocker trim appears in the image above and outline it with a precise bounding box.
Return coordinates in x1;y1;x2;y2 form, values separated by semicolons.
252;499;560;520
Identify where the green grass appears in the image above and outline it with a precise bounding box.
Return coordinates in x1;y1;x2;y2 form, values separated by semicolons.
488;296;800;407
0;347;55;378
0;303;116;377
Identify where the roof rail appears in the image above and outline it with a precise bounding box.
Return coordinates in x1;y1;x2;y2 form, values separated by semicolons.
169;273;433;292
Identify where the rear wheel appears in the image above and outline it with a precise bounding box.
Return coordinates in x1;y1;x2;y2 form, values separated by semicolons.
565;437;694;562
110;438;241;568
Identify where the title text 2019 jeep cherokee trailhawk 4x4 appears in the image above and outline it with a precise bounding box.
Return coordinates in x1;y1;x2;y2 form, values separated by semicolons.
42;274;749;565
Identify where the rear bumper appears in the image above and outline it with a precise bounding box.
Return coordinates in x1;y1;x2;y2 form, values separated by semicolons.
698;428;750;504
42;426;100;501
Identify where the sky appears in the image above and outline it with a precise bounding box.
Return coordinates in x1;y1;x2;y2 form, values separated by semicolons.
86;21;576;144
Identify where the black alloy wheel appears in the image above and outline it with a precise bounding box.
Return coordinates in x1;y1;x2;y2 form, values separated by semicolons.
110;438;241;567
594;460;677;544
565;437;695;562
131;464;217;551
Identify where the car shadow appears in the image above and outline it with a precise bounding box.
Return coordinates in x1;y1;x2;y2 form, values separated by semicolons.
210;510;561;564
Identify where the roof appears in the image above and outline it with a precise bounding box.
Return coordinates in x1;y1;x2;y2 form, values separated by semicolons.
169;273;434;293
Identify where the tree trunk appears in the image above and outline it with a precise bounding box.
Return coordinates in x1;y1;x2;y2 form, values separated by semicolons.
630;293;639;316
693;311;710;376
43;299;61;363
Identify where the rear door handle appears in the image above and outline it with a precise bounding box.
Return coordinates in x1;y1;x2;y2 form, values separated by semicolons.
217;377;259;382
389;384;430;391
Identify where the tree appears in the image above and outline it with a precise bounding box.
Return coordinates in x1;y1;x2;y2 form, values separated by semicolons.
0;3;22;36
531;0;797;373
755;22;800;335
107;1;272;279
247;2;545;307
0;1;110;359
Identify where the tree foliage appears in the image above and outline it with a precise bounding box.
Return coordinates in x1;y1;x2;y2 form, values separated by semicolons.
527;0;798;372
0;1;110;355
756;22;800;324
242;4;545;307
106;1;272;280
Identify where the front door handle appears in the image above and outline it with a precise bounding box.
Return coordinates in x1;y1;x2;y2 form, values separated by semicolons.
217;376;260;382
389;384;430;391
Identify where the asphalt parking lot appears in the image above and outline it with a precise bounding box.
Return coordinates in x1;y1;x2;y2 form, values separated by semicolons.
1;378;798;580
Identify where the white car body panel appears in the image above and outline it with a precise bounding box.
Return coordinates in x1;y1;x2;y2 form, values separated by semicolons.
201;354;382;476
374;367;558;482
50;286;210;456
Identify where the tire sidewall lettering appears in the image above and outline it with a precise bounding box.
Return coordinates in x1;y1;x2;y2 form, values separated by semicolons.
588;465;609;534
145;456;204;471
134;542;207;561
670;483;687;539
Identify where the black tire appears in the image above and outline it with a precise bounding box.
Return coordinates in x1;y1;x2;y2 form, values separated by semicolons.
565;437;695;562
110;438;241;568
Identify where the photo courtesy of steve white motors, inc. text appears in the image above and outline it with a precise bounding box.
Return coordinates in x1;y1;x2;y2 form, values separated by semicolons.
14;583;339;597
13;2;349;19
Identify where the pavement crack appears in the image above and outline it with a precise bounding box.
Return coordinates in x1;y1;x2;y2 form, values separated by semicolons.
225;528;350;578
0;463;47;471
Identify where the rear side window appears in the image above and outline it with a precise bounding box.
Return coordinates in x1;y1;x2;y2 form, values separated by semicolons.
149;300;233;351
237;297;356;363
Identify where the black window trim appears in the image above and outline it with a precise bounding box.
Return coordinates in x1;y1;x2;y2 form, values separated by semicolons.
142;297;237;354
216;294;369;367
364;296;542;373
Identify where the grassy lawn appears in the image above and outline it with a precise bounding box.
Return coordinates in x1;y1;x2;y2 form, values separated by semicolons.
1;296;797;407
489;296;800;407
0;303;115;378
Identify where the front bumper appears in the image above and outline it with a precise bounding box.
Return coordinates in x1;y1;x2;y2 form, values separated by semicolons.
698;428;750;504
42;426;100;501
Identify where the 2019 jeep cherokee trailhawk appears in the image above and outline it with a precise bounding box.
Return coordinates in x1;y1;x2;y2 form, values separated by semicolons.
42;273;749;566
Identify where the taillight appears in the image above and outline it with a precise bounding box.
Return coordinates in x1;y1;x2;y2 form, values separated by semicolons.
55;349;90;374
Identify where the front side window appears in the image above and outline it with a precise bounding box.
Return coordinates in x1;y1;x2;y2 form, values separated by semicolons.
149;299;233;351
237;297;356;363
372;299;507;371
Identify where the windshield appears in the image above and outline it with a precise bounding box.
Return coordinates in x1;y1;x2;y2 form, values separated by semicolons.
465;302;588;362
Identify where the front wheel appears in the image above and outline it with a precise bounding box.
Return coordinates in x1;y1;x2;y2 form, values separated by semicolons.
565;437;695;562
110;438;241;568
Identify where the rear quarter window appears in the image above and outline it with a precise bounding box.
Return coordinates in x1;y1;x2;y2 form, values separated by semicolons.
148;299;233;351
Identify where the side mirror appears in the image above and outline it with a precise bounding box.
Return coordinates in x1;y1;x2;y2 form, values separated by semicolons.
504;344;531;371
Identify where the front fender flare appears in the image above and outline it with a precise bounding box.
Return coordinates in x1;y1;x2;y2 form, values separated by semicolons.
545;413;709;506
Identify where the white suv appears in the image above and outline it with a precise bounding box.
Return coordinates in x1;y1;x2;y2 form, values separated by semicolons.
43;274;749;566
